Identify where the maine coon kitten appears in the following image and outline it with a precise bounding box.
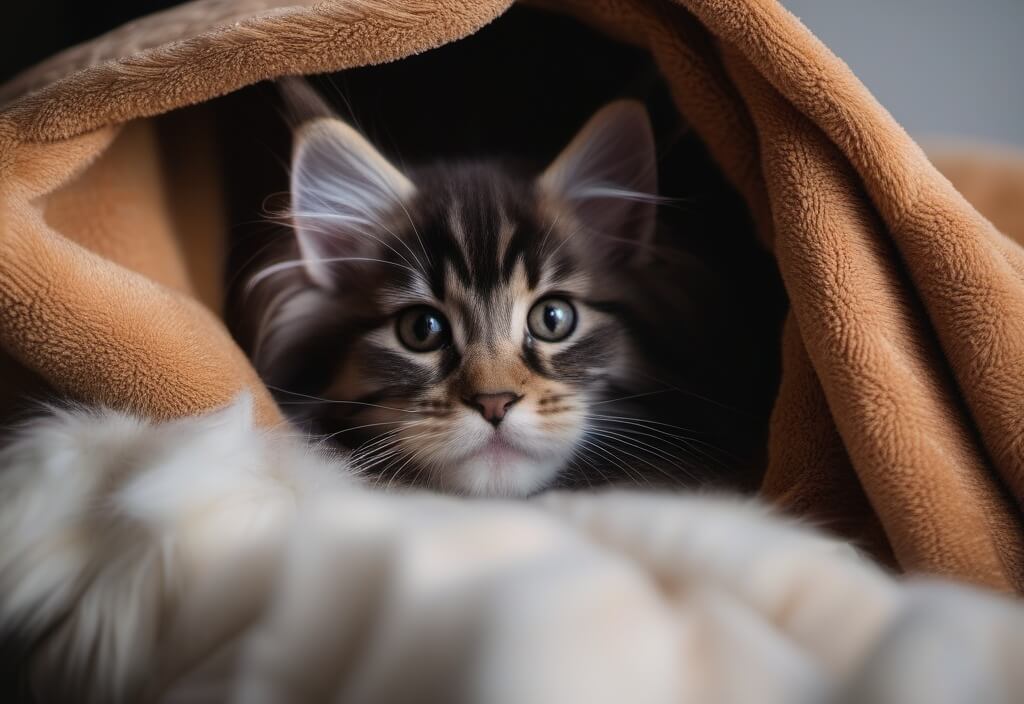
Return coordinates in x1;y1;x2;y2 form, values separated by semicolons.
248;80;714;497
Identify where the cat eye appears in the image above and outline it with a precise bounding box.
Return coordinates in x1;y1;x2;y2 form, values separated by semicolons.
527;297;577;342
397;306;450;352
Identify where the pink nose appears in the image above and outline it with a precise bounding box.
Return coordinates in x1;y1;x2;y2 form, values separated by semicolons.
465;392;522;426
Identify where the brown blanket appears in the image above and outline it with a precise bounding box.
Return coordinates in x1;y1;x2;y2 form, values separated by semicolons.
2;0;1023;591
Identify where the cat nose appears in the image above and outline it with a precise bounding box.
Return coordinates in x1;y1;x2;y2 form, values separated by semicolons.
464;392;522;426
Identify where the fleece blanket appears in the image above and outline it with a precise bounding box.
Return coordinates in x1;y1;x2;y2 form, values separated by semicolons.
1;0;1024;594
1;399;1023;703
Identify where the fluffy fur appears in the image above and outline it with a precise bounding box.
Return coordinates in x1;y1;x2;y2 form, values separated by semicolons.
0;397;352;702
1;402;1023;703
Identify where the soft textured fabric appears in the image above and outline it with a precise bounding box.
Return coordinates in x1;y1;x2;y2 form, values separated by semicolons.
2;398;1023;704
2;0;1024;590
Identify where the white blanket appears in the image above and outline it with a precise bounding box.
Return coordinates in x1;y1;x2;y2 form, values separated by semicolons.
1;399;1021;703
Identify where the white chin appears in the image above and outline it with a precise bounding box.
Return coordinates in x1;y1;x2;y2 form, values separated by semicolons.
449;452;564;497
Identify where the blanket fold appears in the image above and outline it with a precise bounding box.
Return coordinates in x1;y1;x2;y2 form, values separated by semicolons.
2;0;1024;590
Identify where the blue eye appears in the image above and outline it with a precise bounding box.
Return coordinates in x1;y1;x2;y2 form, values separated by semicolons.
397;306;449;352
527;297;577;342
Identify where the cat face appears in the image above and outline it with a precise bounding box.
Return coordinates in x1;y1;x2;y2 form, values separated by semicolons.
256;98;659;496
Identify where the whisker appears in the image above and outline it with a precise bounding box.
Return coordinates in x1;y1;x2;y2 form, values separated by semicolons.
248;255;419;287
354;429;439;474
357;440;413;477
405;445;442;488
371;432;442;490
537;212;562;259
588;422;707;464
323;417;428;456
586;414;699;437
289;209;428;275
382;441;436;491
575;437;651;488
566;451;610;488
627;369;742;414
582;432;678;486
544;222;587;261
588;390;671;406
587;414;735;468
268;386;423;415
589;415;733;470
584;427;699;483
375;176;431;269
322;418;426;439
351;427;420;464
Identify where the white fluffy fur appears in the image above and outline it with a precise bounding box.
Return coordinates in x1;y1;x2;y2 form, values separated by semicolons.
1;401;1022;703
0;398;350;702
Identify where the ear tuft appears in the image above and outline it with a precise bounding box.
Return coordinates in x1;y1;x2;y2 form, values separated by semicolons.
290;117;415;288
277;76;336;125
539;100;658;261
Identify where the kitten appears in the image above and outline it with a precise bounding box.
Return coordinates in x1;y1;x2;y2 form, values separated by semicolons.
246;80;713;497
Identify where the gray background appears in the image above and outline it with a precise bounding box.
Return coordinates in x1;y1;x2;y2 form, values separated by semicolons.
781;0;1024;146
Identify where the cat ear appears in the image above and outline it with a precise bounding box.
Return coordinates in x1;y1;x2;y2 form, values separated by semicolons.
277;76;336;124
539;100;658;260
290;117;415;288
